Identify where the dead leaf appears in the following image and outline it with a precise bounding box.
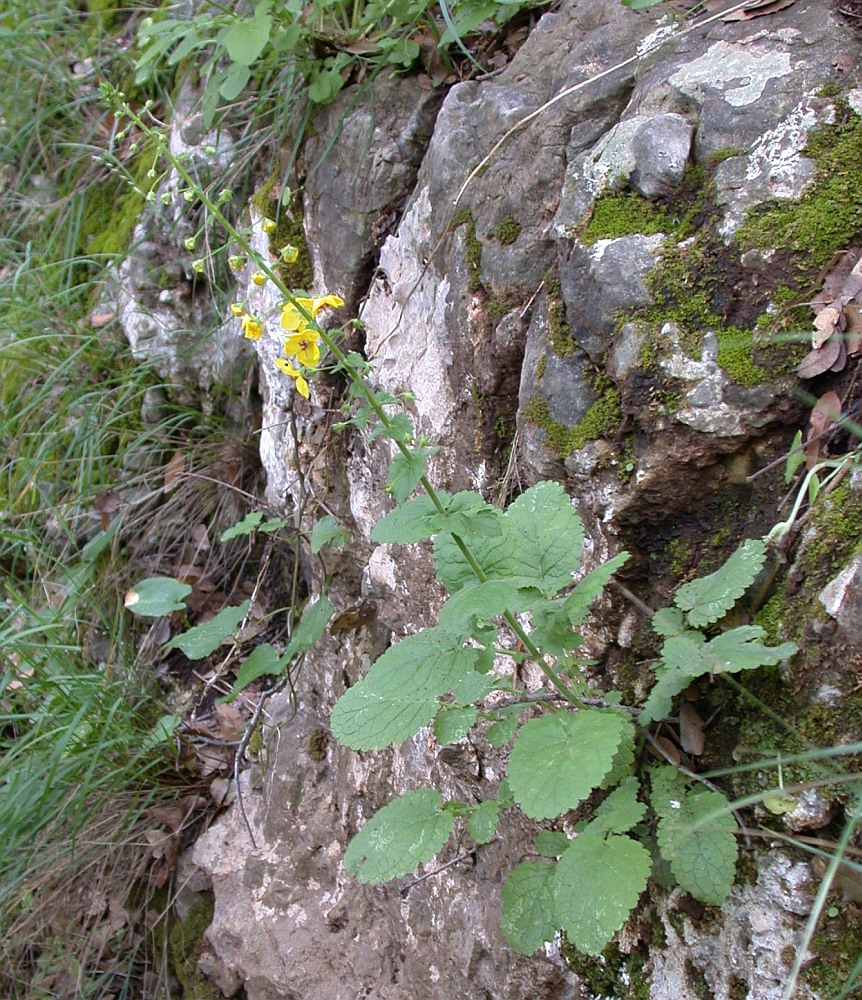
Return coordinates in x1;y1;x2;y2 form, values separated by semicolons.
191;523;211;549
174;562;203;585
797;334;842;378
93;489;121;531
679;702;706;756
648;735;681;765
90;308;116;328
813;306;842;349
163;451;185;492
209;776;235;808
329;601;377;636
830;338;848;373
723;0;796;19
805;390;843;467
214;701;245;739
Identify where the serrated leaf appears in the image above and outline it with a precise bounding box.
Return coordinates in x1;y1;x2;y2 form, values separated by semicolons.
450;669;494;703
434;481;583;596
434;705;478;744
387;445;439;503
564;552;630;626
652;606;687;638
467;799;500;844
590;776;646;836
310;515;348;554
487;707;523;748
223;3;272;66
639;627;797;724
501;861;558;955
166;600;251;659
369;412;413;443
437;577;543;633
675;539;767;627
553;831;651;955
600;724;636;789
371;490;499;545
220;511;290;541
507;710;626;820
343;789;455;883
535;830;570;856
331;629;477;749
124;576;192;617
652;767;738;905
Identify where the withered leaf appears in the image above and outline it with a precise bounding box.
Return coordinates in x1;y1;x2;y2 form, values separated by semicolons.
805;390;843;467
812;306;841;349
163;451;185;492
797;334;842;378
648;735;681;766
829;338;848;373
679;701;706;756
723;0;796;19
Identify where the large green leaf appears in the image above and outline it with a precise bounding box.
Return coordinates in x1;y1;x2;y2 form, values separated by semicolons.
436;577;543;633
344;789;455;883
640;626;797;724
553;831;651;955
652;766;738;905
434;481;584;595
387;445;439;503
507;710;626;820
500;861;558;955
466;799;500;844
675;539;766;627
222;2;272;66
331;629;477;749
371;491;500;545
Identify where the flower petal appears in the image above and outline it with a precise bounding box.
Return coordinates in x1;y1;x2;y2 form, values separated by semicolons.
311;294;345;315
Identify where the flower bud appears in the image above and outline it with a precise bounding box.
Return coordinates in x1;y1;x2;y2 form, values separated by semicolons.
228;255;245;271
184;237;196;252
263;218;277;234
280;244;299;263
251;271;267;287
230;303;244;317
192;259;205;274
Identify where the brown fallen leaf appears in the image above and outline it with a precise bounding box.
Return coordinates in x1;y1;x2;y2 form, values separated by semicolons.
805;390;843;467
829;338;848;373
679;701;706;756
723;0;796;19
813;306;842;349
798;334;842;379
648;735;681;765
163;450;185;492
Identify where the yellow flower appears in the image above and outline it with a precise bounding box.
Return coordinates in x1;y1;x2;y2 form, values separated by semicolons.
251;271;267;287
229;302;244;317
228;255;246;271
241;313;264;341
262;218;277;234
284;332;320;367
280;294;344;333
281;244;299;263
274;358;310;398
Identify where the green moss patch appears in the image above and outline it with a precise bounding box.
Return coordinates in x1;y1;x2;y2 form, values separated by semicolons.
523;384;621;458
452;209;483;293
737;104;862;270
581;191;674;245
492;217;521;246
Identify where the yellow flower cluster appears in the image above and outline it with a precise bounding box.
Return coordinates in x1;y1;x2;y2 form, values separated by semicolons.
274;294;344;398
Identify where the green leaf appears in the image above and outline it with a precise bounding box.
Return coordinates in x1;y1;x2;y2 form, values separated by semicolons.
227;644;283;698
371;491;499;545
387;445;439;504
434;481;583;595
331;629;477;749
675;539;767;628
308;64;345;104
124;576;192;617
487;707;523;748
437;577;543;634
564;552;630;626
553;831;651;955
507;710;627;820
652;767;738;905
282;595;334;659
343;789;455;882
434;705;477;744
140;713;182;752
223;2;272;66
220;511;291;541
166;600;251;659
640;626;797;724
466;799;499;844
652;606;687;638
450;669;494;703
369;412;413;443
785;429;804;483
500;861;558;956
535;830;570;857
218;62;251;100
590;777;646;836
310;515;348;554
621;0;665;8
